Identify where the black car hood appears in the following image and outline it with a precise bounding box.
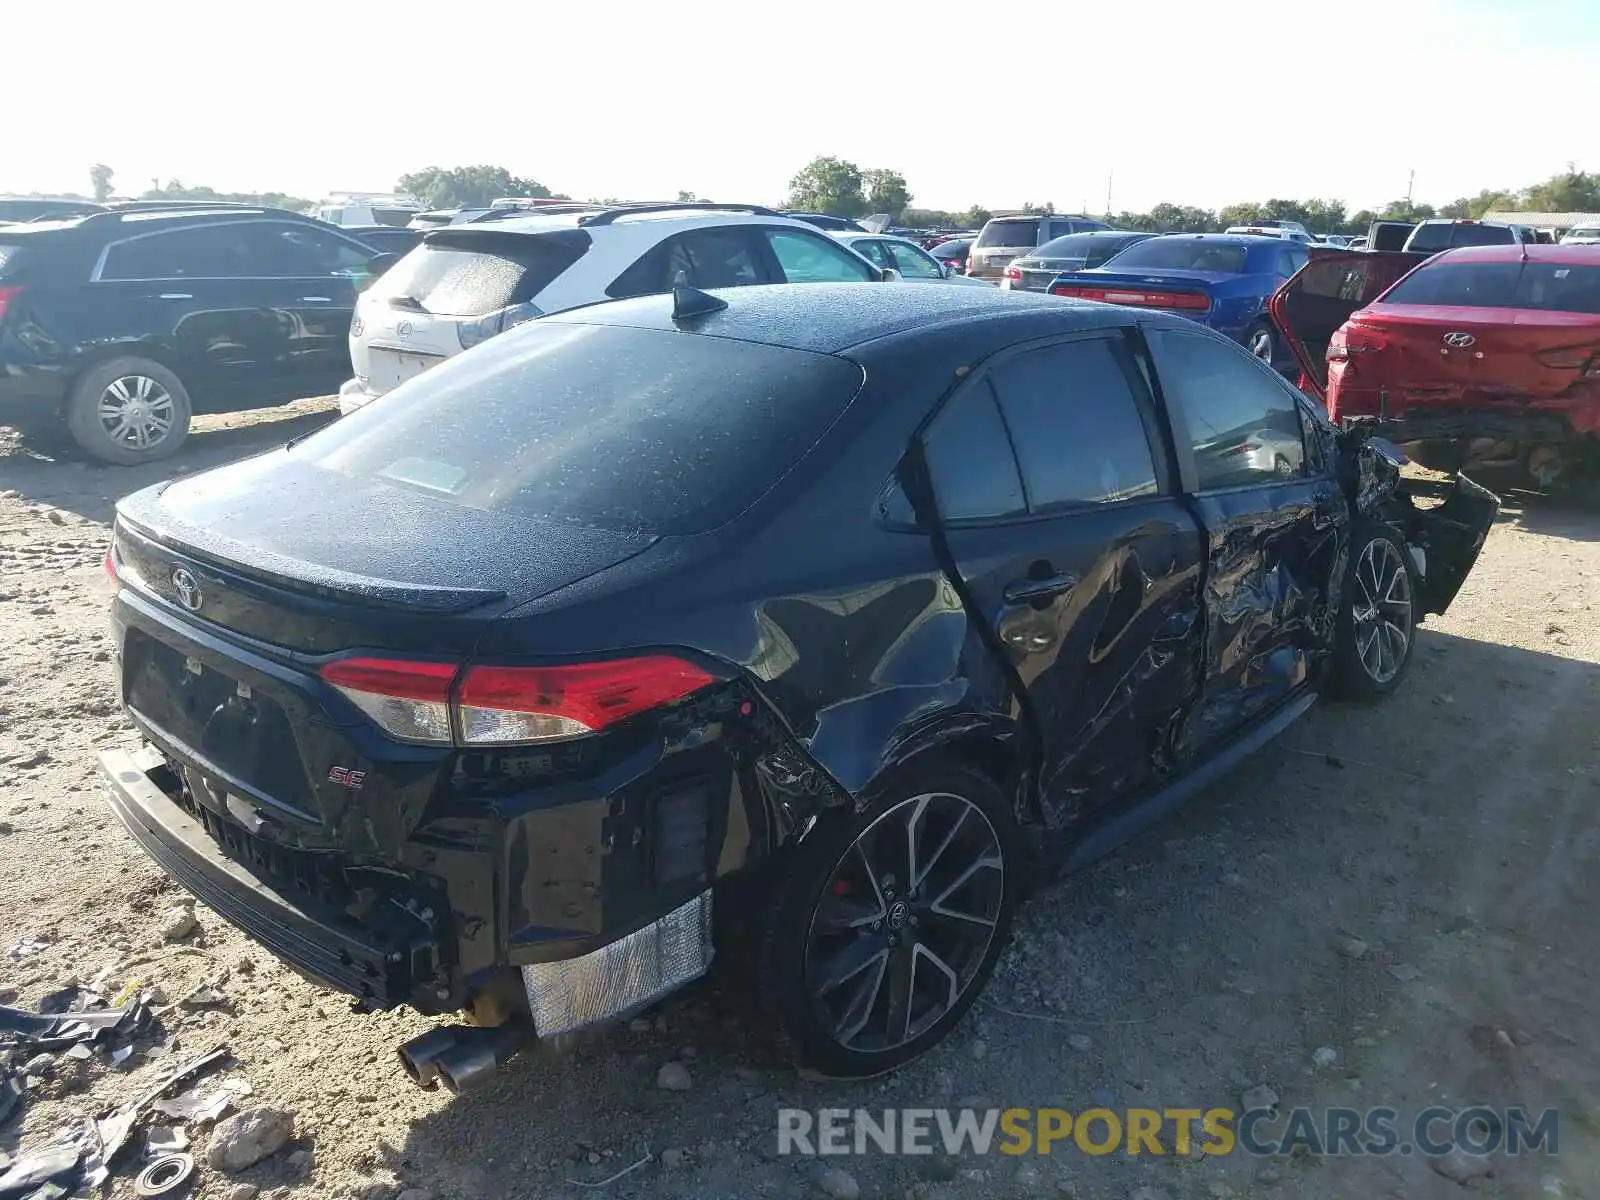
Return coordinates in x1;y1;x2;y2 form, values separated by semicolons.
117;450;656;614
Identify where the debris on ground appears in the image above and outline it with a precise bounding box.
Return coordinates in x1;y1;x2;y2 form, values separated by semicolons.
205;1107;295;1172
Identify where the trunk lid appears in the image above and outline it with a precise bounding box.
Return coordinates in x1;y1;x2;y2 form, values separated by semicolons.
1047;267;1231;311
114;451;654;655
1269;247;1430;398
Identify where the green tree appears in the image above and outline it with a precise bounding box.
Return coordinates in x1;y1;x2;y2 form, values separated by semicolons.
1217;202;1264;227
962;206;993;228
787;156;865;216
1379;198;1435;222
862;168;912;218
89;164;114;203
1302;198;1348;233
1346;209;1379;234
139;180;315;212
1521;170;1600;212
396;165;551;209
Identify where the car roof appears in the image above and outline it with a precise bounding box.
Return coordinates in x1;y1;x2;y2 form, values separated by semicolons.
431;208;817;236
542;282;1150;355
1426;243;1600;265
1151;233;1277;246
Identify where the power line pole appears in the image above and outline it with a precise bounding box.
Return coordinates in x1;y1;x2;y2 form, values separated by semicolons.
1406;169;1415;205
1106;170;1113;216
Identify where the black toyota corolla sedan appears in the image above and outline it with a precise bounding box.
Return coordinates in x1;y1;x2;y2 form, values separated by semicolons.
100;283;1498;1089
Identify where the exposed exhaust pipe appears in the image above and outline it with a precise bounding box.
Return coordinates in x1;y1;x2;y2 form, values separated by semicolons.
396;1026;465;1089
432;1021;538;1094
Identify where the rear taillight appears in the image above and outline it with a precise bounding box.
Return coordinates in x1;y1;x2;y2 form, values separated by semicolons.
458;301;543;350
321;657;457;744
0;285;22;324
457;658;714;744
1003;265;1022;281
1048;284;1209;311
1534;345;1600;376
1327;326;1388;361
318;654;713;746
103;543;116;579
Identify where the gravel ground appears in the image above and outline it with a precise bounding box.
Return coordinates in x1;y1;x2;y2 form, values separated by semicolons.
1;404;1597;1200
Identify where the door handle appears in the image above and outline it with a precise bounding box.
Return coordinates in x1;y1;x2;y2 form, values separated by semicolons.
1003;571;1078;605
157;293;193;300
300;296;333;302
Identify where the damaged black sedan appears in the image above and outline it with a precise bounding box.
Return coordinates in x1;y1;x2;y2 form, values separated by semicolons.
99;283;1497;1088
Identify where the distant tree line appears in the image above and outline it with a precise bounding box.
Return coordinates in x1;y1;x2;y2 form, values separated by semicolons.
50;161;1600;233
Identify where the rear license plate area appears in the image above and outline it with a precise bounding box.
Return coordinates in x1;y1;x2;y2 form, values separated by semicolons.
368;348;445;393
124;631;313;814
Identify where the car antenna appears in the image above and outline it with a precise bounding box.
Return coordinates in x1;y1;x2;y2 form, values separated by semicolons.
670;270;728;323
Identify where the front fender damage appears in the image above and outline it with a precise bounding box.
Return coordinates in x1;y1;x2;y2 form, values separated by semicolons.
1332;422;1501;616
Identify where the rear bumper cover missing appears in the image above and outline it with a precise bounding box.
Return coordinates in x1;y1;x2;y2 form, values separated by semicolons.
101;746;443;1009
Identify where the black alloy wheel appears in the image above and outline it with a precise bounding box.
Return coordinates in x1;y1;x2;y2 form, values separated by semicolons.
761;760;1020;1078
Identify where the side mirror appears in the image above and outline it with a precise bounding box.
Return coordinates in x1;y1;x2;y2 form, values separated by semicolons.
941;264;955;279
366;252;400;278
878;267;902;283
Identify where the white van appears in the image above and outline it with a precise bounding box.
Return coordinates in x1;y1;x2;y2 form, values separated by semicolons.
313;192;425;228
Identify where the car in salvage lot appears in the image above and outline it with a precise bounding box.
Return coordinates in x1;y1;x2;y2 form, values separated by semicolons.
1047;233;1309;371
340;202;900;415
99;282;1497;1089
831;231;994;285
1271;242;1600;487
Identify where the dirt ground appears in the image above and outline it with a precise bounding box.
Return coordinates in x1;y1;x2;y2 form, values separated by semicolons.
1;404;1597;1200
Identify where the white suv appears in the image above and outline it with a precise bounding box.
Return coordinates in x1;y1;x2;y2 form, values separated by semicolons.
339;203;893;413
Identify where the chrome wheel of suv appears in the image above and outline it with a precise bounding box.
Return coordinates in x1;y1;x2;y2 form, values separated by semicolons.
98;374;176;451
1247;325;1275;362
1352;538;1413;684
804;792;1004;1054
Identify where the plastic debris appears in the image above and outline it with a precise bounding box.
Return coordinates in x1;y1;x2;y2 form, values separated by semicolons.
145;1126;189;1156
0;1144;81;1196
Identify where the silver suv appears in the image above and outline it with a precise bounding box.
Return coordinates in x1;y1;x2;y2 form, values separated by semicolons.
966;213;1111;280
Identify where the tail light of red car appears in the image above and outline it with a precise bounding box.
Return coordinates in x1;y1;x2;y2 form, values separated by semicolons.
1327;325;1389;361
0;286;23;324
320;654;715;746
1533;344;1600;377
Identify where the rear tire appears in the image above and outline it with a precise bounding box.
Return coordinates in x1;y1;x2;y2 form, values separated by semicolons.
1245;319;1281;371
65;357;192;465
1330;522;1418;700
759;758;1021;1079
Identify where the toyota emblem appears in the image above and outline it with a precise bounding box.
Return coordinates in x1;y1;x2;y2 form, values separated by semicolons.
1443;332;1476;348
171;566;202;612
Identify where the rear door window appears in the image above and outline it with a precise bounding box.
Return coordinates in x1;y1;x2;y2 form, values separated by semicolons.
608;227;772;297
303;321;866;535
986;337;1160;510
763;229;877;282
241;223;374;278
367;231;589;316
976;219;1040;249
922;386;1027;523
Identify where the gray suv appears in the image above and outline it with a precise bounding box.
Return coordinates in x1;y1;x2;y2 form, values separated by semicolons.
966;213;1111;280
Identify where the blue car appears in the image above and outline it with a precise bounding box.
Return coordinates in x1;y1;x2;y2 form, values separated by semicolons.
1046;234;1309;368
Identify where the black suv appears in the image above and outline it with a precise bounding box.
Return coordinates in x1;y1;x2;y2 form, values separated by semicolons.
0;207;392;463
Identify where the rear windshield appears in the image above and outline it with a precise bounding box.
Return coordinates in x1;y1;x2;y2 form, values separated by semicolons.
298;321;866;535
1031;233;1098;260
1382;261;1600;314
364;232;589;317
976;219;1039;248
1098;239;1247;273
929;239;970;257
1407;223;1514;252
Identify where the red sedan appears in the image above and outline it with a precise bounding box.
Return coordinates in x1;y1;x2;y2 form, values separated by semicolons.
1272;244;1600;486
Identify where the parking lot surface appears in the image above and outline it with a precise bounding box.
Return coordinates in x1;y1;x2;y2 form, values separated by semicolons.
1;406;1597;1199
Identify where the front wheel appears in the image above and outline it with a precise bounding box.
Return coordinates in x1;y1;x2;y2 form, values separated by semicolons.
760;759;1021;1078
1330;524;1419;699
65;357;192;465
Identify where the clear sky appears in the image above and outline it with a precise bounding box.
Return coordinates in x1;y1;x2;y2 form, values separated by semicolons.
7;0;1596;214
